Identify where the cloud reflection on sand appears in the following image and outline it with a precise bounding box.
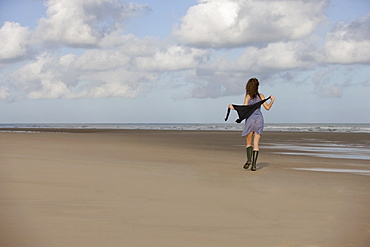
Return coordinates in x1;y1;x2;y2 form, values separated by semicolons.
288;168;370;176
266;142;370;161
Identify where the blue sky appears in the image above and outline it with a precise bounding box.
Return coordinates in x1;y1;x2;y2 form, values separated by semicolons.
0;0;369;123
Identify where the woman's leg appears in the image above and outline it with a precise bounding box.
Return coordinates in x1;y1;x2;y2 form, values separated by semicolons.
243;132;254;169
251;134;261;171
245;132;254;148
253;133;261;151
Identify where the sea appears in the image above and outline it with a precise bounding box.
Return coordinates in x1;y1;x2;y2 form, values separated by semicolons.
0;123;370;133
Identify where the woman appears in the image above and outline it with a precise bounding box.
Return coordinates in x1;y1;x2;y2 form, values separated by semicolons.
228;78;275;171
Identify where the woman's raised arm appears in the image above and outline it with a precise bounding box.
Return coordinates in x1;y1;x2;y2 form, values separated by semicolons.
260;94;275;111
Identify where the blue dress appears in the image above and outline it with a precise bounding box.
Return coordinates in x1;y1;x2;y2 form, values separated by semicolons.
241;95;264;136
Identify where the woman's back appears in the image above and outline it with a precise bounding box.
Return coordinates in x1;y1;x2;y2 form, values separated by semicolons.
248;95;263;116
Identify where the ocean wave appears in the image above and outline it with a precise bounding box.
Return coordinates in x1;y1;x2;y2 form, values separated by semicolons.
1;123;370;133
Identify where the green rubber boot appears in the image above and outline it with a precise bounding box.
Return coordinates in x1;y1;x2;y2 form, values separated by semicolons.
251;151;259;171
243;146;253;169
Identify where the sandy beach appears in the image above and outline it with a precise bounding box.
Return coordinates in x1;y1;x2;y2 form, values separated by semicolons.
1;129;369;247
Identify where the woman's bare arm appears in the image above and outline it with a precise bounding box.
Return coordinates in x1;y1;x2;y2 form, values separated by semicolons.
243;94;250;105
260;94;275;111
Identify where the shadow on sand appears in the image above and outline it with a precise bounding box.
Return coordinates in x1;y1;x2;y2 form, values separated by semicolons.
256;162;270;171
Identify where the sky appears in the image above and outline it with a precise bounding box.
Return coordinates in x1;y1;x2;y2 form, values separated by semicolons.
0;0;369;124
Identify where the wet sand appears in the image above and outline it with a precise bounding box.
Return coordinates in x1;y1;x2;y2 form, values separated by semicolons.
1;130;369;247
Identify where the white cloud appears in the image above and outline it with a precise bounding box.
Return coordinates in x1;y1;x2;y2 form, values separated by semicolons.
9;51;154;99
314;85;343;98
183;39;319;98
323;14;370;64
0;86;10;100
172;0;328;48
1;0;171;100
236;40;317;71
10;53;73;99
0;22;31;61
136;45;210;71
7;39;210;100
4;12;213;100
35;0;150;47
77;69;158;98
75;49;131;71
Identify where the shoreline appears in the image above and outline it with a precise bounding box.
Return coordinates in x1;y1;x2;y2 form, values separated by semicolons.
1;130;369;246
1;121;370;134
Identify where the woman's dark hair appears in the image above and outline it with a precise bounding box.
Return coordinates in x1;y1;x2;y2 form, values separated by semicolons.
246;78;260;98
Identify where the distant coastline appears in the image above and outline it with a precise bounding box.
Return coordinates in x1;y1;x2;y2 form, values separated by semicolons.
0;123;369;133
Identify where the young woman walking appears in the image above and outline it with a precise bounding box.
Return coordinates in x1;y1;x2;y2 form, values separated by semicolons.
228;78;275;171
